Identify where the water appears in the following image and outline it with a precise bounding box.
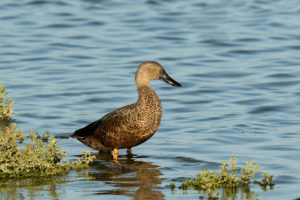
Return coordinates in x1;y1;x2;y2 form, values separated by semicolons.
1;0;300;199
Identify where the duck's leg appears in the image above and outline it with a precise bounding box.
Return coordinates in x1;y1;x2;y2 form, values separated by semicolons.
127;148;132;154
113;148;118;161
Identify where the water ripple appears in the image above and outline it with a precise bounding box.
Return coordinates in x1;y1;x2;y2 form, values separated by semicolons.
249;105;284;114
1;0;300;199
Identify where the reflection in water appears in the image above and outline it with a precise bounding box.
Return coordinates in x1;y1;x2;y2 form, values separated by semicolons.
219;185;259;200
0;151;165;200
88;152;165;200
0;176;67;200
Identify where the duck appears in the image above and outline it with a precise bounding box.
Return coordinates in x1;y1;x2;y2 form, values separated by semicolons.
71;61;181;161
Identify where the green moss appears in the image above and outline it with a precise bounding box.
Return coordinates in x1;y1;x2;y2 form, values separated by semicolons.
167;157;274;198
0;84;17;121
0;84;95;178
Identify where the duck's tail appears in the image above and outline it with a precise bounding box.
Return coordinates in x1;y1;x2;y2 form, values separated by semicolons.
71;120;100;138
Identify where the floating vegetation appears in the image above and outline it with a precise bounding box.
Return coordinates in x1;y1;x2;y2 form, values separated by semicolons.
167;157;274;199
0;84;95;178
0;84;17;121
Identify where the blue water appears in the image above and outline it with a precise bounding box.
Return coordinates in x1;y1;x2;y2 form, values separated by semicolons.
1;0;300;199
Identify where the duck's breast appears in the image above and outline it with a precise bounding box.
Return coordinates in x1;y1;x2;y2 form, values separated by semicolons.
96;87;162;149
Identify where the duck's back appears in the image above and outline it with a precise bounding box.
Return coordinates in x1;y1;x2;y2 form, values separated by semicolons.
72;86;162;151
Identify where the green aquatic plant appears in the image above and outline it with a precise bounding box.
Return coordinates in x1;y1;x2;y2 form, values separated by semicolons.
0;83;95;178
167;157;274;199
0;84;17;121
0;123;95;178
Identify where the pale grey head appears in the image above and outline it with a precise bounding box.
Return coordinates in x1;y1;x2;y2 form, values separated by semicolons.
135;61;182;88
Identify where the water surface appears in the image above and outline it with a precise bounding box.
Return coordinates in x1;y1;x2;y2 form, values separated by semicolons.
1;0;300;199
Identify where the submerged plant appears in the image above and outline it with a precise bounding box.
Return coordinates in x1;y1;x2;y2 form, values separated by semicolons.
167;157;274;199
0;84;17;121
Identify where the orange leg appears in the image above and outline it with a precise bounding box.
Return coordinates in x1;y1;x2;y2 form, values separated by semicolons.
113;148;118;161
127;148;132;154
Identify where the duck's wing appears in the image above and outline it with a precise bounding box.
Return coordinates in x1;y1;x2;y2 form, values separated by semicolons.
71;119;101;139
71;103;136;139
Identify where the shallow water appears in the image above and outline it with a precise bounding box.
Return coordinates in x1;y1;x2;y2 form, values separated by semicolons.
1;0;300;199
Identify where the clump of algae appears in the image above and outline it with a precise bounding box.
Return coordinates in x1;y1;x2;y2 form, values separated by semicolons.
0;83;95;178
167;157;274;199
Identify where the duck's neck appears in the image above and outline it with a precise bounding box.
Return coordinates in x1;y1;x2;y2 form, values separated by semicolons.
137;86;161;108
135;75;150;88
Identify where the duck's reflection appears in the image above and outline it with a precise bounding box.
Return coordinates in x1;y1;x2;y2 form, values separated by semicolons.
88;152;165;200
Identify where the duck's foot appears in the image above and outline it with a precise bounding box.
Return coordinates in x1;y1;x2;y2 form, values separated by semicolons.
113;148;118;162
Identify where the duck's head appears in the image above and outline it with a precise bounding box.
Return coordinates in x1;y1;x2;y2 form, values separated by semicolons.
135;61;182;88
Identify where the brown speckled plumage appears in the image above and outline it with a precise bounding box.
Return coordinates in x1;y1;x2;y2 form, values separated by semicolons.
72;61;181;155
